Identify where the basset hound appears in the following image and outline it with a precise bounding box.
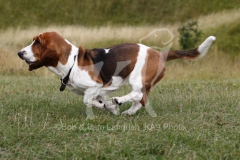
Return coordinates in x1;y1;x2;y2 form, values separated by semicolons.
18;32;215;116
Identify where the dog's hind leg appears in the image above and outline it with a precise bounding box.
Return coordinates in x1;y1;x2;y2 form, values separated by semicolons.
121;101;143;115
112;90;143;105
121;89;150;115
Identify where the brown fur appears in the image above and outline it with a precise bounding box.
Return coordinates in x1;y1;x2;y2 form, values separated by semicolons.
78;46;103;84
86;44;139;85
29;32;71;71
166;48;200;61
140;48;166;106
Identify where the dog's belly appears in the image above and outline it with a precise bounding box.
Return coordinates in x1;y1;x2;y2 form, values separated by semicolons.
99;76;127;95
67;83;85;95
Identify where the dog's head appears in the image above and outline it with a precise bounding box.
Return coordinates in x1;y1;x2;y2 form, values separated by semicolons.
18;32;71;71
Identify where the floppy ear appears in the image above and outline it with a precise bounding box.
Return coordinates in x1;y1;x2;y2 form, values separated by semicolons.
32;34;45;46
28;34;48;71
38;34;46;46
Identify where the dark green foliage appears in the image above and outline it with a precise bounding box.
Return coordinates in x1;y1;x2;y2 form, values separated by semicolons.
178;21;202;50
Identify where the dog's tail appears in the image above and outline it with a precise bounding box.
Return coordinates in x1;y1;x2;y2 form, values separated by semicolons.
166;36;216;61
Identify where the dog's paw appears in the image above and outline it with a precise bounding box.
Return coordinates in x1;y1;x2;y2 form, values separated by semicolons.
112;97;122;105
103;101;120;115
98;100;106;110
121;109;135;116
111;105;120;115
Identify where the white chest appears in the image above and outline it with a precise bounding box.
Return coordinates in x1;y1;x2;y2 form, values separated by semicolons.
67;67;102;95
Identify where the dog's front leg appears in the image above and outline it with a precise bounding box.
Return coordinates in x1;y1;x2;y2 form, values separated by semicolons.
83;88;103;119
83;88;105;108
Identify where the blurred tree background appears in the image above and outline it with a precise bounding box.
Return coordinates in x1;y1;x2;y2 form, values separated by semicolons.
0;0;240;60
0;0;240;29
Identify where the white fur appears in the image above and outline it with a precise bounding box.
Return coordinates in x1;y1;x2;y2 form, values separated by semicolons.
19;41;36;62
111;76;124;86
111;44;148;107
197;36;216;59
104;49;110;53
48;41;79;78
129;44;148;90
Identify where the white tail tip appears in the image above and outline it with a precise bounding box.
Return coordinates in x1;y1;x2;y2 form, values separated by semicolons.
209;36;216;41
197;36;216;59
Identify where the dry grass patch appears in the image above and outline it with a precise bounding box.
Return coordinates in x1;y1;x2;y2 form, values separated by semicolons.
1;9;240;78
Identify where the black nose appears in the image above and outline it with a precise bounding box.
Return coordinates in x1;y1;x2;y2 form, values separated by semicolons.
18;51;24;59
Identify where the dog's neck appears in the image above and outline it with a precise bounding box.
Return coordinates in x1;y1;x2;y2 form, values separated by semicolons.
47;44;79;79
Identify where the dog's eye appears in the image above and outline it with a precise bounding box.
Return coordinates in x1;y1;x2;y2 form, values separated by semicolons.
34;40;41;45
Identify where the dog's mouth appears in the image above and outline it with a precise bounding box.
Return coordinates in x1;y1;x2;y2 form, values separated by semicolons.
25;60;37;65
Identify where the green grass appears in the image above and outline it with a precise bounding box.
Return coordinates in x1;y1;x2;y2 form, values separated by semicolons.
1;0;240;29
0;75;239;159
1;1;240;159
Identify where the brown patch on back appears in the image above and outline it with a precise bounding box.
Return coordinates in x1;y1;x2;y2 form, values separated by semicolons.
29;32;72;70
78;43;140;85
99;43;139;84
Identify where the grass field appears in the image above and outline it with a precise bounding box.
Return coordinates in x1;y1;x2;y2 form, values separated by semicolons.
0;1;240;159
0;76;239;159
